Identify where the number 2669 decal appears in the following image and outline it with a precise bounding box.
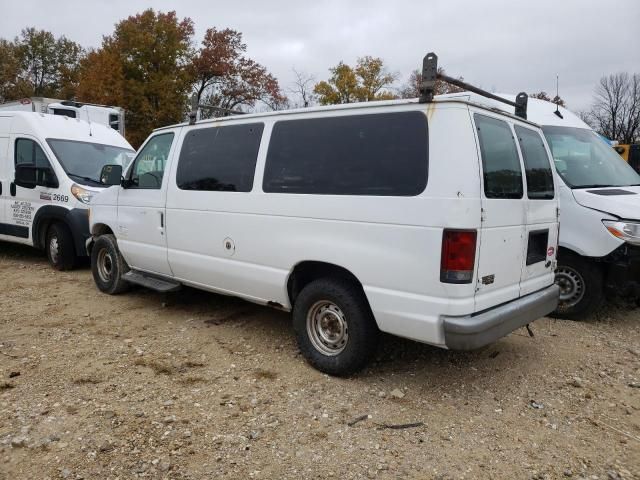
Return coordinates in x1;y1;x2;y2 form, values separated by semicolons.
52;194;69;202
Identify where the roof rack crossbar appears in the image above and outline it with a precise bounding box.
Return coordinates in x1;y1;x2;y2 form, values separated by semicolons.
189;94;246;125
419;52;528;120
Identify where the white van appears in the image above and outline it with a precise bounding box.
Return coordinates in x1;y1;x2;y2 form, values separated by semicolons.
0;112;135;269
0;98;126;137
442;92;640;318
87;65;560;374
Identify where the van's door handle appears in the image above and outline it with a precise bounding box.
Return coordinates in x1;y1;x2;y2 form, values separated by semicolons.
159;211;164;229
10;182;16;196
0;182;2;195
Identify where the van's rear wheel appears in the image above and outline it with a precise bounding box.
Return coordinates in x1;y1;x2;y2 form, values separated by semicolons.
553;252;604;320
46;223;77;271
292;278;379;376
91;234;130;294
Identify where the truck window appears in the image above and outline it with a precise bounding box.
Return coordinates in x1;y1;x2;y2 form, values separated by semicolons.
52;108;76;119
263;112;428;196
15;138;58;188
474;114;523;199
109;114;119;131
129;133;174;189
515;126;555;199
176;123;264;192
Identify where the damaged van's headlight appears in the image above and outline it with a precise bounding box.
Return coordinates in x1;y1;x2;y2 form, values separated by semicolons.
71;184;95;204
602;220;640;246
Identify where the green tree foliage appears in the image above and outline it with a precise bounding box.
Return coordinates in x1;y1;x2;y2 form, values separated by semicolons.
314;56;398;105
0;29;84;101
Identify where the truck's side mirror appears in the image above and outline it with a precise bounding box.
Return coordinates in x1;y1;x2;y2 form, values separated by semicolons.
14;164;37;189
100;164;123;186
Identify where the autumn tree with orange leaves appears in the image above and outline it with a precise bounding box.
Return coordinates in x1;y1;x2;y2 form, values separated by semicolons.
314;56;398;105
77;10;195;147
192;28;285;117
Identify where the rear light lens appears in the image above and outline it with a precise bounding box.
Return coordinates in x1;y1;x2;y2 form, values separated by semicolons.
440;229;477;284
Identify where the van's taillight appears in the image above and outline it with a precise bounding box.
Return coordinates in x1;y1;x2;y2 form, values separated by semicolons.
440;229;477;284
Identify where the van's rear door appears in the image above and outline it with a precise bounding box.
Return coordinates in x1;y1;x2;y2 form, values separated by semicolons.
472;112;527;311
513;125;558;296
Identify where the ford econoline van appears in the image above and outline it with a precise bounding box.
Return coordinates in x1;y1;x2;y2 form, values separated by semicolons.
442;92;640;318
0;112;134;269
87;61;560;375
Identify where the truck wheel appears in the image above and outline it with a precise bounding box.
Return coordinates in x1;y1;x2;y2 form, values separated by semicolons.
46;223;77;271
553;252;604;320
91;234;130;295
292;278;379;376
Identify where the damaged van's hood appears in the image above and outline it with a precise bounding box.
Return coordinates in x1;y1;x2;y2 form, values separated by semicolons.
571;186;640;220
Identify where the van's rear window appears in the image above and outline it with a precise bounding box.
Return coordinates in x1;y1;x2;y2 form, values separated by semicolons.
263;111;428;196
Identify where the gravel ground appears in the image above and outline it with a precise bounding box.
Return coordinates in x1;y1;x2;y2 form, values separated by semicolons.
0;242;639;480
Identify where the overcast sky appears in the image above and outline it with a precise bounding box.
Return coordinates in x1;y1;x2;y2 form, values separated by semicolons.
2;0;639;111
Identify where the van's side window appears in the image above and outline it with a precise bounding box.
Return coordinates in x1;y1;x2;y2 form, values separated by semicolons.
176;123;264;192
129;133;174;189
263;112;428;196
15;138;58;188
515;126;555;199
474;114;523;199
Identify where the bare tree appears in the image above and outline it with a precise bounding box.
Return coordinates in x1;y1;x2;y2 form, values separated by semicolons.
288;68;316;108
399;68;464;99
583;73;640;143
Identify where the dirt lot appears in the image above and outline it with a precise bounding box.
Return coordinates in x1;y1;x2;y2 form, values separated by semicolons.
0;243;638;480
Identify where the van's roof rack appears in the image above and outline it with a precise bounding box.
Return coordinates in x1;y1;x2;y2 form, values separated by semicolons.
418;52;528;120
188;94;246;125
59;100;120;110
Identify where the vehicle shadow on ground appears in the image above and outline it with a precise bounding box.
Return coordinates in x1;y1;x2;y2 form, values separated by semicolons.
0;241;91;268
154;285;544;383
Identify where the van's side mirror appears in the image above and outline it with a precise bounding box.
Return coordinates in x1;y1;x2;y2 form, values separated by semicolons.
15;164;37;189
100;164;123;186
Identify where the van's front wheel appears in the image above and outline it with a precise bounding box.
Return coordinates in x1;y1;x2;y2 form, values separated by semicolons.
91;234;130;294
292;278;379;376
46;223;77;271
553;252;604;319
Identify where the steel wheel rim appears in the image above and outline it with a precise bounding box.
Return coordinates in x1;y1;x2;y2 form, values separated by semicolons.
49;236;59;263
96;248;114;283
306;300;348;356
555;266;585;308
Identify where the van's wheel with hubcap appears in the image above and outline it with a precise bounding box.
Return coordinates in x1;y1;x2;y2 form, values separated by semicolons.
553;252;604;320
46;223;77;271
293;278;379;376
91;234;130;295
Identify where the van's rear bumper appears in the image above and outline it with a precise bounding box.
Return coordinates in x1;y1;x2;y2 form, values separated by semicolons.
442;285;559;350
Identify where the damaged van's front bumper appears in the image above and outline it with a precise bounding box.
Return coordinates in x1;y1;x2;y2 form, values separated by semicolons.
442;284;559;350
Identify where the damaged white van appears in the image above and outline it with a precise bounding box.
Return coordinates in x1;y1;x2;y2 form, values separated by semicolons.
0;111;134;269
88;53;560;375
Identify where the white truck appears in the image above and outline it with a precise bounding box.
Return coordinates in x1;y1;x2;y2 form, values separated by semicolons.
0;111;135;270
87;53;560;375
0;97;125;137
442;92;640;318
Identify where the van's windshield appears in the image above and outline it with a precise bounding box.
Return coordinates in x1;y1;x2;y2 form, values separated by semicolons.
542;126;640;189
47;138;135;186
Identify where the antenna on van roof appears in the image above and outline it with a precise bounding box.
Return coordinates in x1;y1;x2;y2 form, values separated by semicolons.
554;74;563;119
419;52;528;120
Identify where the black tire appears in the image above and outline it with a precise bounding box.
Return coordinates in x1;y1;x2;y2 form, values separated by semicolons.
91;234;130;295
553;251;604;320
46;222;77;271
292;278;379;376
